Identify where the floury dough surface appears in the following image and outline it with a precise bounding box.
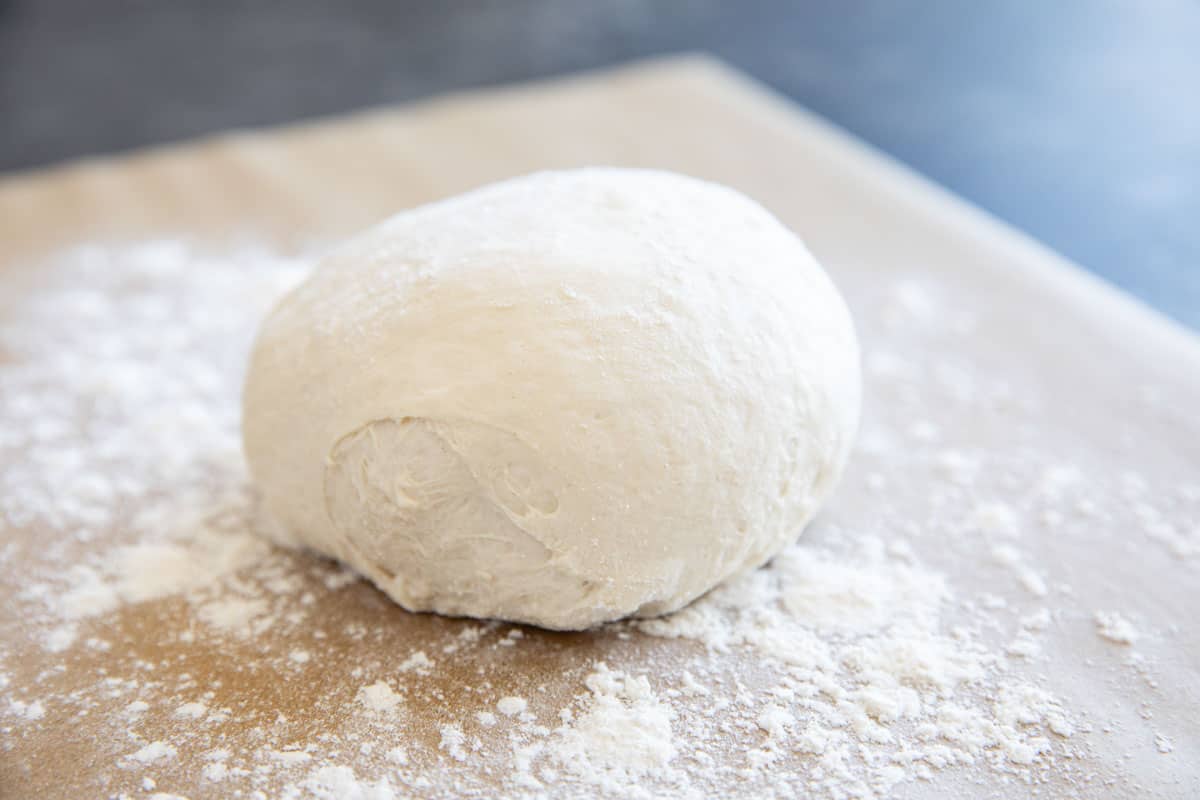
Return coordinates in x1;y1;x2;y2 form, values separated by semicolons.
243;168;861;630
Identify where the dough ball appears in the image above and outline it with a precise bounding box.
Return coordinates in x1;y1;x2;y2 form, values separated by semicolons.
242;168;860;630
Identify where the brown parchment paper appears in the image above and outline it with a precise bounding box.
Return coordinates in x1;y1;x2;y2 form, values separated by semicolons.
2;57;1197;799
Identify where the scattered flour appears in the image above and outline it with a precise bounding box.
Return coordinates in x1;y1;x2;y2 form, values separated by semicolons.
1094;611;1140;645
282;765;395;800
356;682;403;714
439;724;469;762
0;242;1190;799
271;749;314;767
174;701;207;719
497;696;528;717
546;664;678;789
397;650;434;674
201;762;229;782
129;741;177;765
9;698;46;721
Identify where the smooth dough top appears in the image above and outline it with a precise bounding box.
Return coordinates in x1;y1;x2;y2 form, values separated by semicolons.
243;168;860;629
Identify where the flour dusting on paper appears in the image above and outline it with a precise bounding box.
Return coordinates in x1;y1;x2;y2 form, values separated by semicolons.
1;242;1194;799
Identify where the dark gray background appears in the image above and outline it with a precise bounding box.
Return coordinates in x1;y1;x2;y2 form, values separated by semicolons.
2;1;1198;329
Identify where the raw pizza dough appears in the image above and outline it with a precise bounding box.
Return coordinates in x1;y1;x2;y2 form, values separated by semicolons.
242;168;860;629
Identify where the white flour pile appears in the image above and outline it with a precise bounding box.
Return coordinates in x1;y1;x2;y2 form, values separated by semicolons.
1;241;1195;799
